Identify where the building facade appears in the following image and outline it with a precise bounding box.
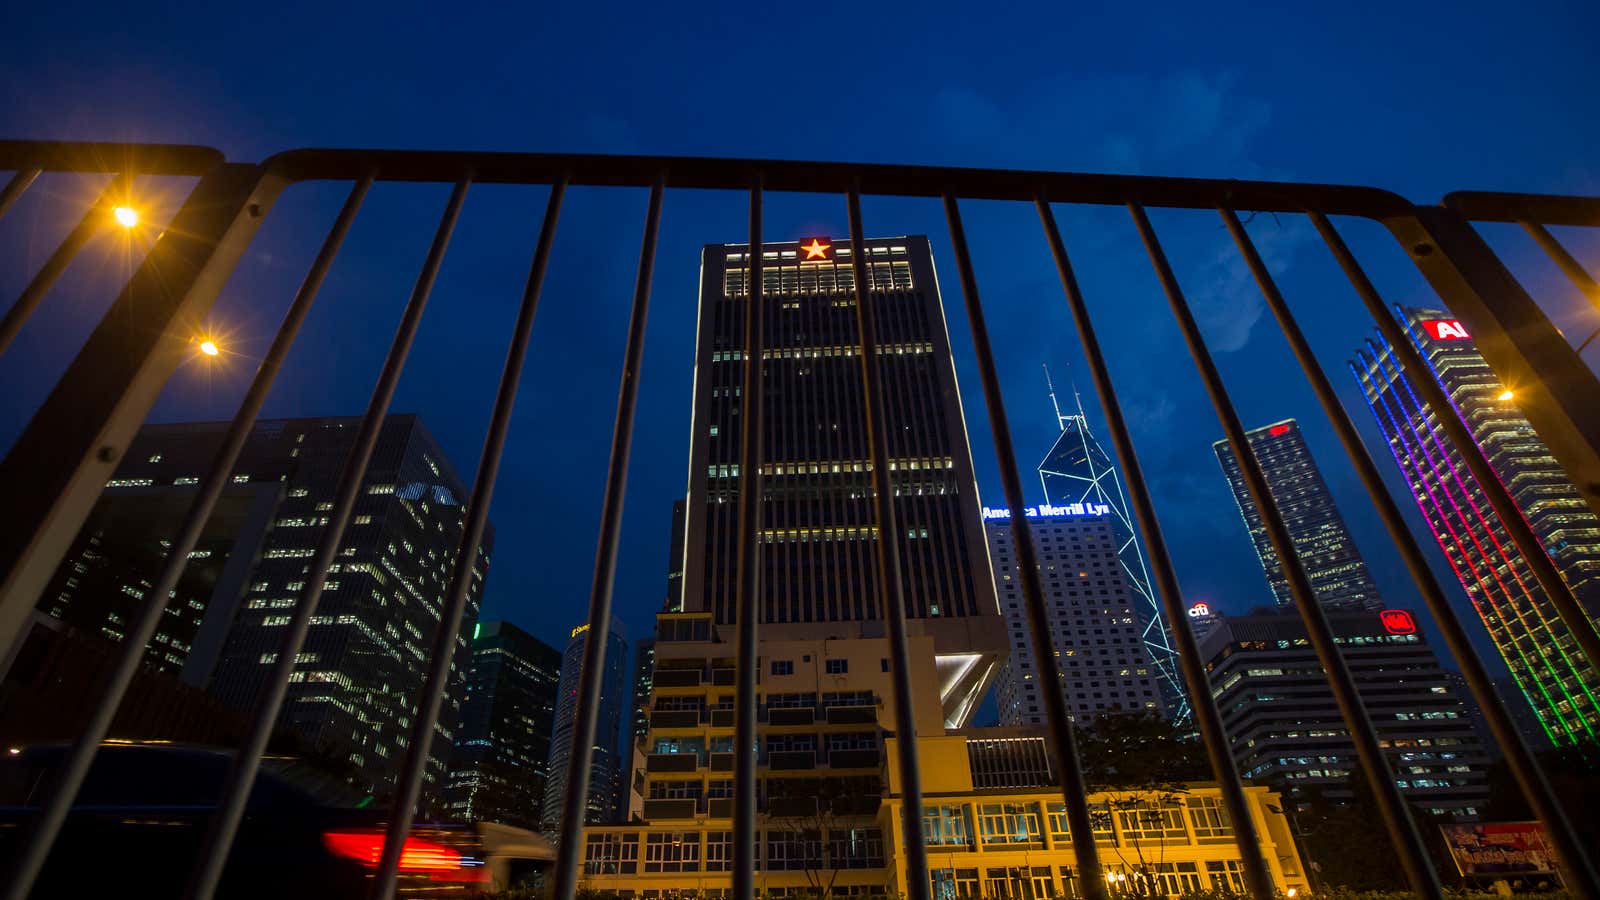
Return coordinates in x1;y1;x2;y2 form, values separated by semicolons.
1213;419;1385;613
984;507;1166;726
544;620;630;832
1351;307;1600;747
1200;608;1492;819
580;611;1309;899
443;620;563;830
1038;377;1182;719
624;637;658;822
40;415;489;798
680;236;1006;725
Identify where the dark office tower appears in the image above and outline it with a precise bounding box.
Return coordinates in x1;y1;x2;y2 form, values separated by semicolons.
1213;419;1385;612
986;507;1167;725
1038;369;1183;719
443;621;562;830
1352;307;1600;747
1201;608;1492;820
542;620;629;833
665;499;686;612
621;637;656;820
681;236;1005;725
199;415;491;798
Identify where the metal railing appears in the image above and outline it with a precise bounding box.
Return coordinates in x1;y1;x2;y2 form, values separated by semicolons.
0;139;1597;900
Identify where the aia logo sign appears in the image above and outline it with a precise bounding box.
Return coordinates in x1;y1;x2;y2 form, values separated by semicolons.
1422;319;1471;341
1379;609;1417;635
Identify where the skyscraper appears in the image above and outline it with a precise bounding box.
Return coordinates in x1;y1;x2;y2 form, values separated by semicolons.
543;620;629;832
621;637;655;821
1352;307;1600;746
1213;419;1385;612
1200;608;1492;820
443;620;562;830
45;416;490;797
679;235;1006;723
985;505;1167;725
1038;370;1183;718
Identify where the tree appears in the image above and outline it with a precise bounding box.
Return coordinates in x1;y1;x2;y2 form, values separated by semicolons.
1075;713;1210;896
764;775;884;899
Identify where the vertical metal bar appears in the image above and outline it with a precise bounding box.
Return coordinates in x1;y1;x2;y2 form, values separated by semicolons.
0;172;132;356
731;176;765;900
847;187;931;900
1129;202;1443;900
0;174;372;900
550;177;664;900
1034;197;1275;900
186;174;472;900
945;195;1106;900
1316;212;1600;674
1223;207;1598;898
0;167;41;221
0;163;279;669
1520;220;1600;312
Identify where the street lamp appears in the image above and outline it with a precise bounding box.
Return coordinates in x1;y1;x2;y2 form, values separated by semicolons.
112;206;139;228
1497;389;1514;401
197;337;220;357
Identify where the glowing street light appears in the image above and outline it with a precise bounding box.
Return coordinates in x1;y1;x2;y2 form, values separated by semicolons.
198;338;220;357
112;206;139;228
1497;389;1515;401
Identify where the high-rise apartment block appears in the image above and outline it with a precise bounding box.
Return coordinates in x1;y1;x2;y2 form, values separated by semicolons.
443;620;562;830
1352;308;1600;746
543;620;629;831
1201;608;1492;819
985;506;1166;726
1213;419;1385;612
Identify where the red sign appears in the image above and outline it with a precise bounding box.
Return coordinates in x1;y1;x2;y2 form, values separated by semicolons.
799;237;833;261
1268;424;1291;437
1422;319;1471;341
1380;609;1417;635
1440;823;1557;876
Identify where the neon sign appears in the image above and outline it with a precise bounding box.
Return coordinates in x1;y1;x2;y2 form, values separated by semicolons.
1187;602;1211;618
1422;319;1471;341
1268;424;1291;437
1379;609;1417;635
571;623;591;639
981;502;1111;521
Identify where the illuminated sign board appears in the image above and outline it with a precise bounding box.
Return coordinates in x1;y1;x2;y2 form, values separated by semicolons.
1187;602;1211;618
1422;319;1471;341
981;502;1111;521
799;237;833;262
1267;423;1292;437
571;623;591;639
1440;823;1556;876
1379;609;1417;635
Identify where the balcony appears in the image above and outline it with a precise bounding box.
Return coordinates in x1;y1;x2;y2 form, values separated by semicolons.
768;707;815;726
645;752;699;773
825;705;876;725
767;796;817;818
767;749;817;770
653;669;703;688
708;797;734;818
711;668;736;686
709;751;734;772
709;709;735;728
641;798;699;820
649;709;702;729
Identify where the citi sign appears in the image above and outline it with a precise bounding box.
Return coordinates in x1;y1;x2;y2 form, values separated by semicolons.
1422;319;1471;341
981;502;1111;521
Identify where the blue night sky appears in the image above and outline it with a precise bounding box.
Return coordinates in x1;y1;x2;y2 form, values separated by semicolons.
3;1;1598;687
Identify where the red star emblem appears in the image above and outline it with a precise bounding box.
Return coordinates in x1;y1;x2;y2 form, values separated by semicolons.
800;238;831;261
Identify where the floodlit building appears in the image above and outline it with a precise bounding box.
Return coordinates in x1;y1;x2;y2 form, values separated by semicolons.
544;620;630;831
1351;307;1600;747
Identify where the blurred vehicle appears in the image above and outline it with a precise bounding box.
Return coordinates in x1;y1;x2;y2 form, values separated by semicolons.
0;742;553;898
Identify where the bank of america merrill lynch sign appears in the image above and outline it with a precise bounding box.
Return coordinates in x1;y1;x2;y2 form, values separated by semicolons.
981;502;1112;520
